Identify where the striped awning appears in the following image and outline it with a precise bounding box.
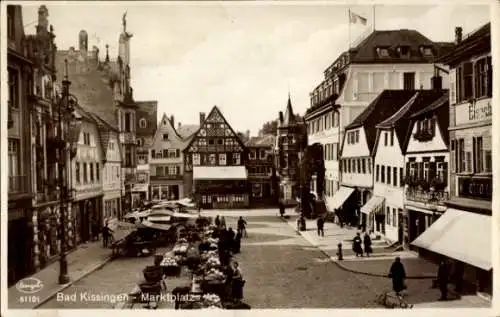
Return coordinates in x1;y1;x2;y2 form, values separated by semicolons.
328;186;355;210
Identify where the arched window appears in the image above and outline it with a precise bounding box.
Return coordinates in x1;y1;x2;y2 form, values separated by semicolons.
139;118;147;128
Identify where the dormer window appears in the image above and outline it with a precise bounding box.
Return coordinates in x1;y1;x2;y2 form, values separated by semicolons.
376;47;390;58
398;45;410;58
163;133;169;140
420;46;433;57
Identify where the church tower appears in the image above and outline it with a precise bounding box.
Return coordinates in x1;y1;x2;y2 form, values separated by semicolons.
277;95;307;206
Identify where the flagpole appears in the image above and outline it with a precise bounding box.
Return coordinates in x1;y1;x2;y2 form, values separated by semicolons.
348;8;351;49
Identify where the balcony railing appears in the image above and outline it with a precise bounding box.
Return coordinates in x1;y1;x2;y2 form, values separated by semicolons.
405;189;449;205
8;175;29;194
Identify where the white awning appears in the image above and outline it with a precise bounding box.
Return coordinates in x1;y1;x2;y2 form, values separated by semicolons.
328;186;355;210
193;166;247;180
411;208;491;270
361;195;385;215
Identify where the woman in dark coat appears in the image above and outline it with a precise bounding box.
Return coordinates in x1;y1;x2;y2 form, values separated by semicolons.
363;232;372;257
389;257;406;296
233;231;242;254
352;233;363;257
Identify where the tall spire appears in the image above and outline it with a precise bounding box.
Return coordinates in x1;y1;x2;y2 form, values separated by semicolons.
122;11;127;33
283;94;296;126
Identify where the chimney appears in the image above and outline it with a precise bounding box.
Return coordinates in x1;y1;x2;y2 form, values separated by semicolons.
279;111;284;123
170;115;174;126
199;112;206;125
246;130;250;140
455;27;463;44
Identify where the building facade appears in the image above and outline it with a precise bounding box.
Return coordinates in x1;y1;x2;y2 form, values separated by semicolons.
306;29;453;213
184;107;249;209
276;97;307;206
99;123;122;223
412;24;492;296
370;90;446;243
7;5;36;285
150;114;188;201
338;90;417;226
71;106;104;243
404;94;450;248
245;135;278;207
133;101;157;205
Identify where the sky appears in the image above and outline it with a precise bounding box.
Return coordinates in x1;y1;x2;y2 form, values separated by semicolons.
20;1;491;135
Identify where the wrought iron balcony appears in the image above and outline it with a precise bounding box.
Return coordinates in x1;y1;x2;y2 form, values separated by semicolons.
8;175;29;194
405;188;449;205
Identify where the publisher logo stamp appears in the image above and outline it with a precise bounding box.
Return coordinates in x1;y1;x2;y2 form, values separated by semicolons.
16;277;44;294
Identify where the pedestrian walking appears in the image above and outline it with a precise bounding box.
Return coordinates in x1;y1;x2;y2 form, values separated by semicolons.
453;261;465;294
215;215;221;228
237;216;247;237
316;216;325;237
231;261;245;300
388;257;407;297
220;216;227;230
363;232;372;257
102;221;114;248
279;202;285;217
352;232;363;257
233;230;242;254
437;260;450;300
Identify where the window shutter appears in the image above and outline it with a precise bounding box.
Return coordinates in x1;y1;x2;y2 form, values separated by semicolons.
442;162;448;186
418;162;424;179
487;56;492;97
450;140;456;172
429;162;436;181
449;68;456;104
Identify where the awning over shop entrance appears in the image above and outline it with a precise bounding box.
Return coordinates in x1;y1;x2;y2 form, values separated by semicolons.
361;195;385;215
411;208;491;270
193;166;248;180
328;186;355;210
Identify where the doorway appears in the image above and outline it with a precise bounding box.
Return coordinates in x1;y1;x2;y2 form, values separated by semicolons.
8;217;32;286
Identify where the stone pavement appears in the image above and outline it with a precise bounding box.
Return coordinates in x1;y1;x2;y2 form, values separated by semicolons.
289;217;491;308
8;240;112;309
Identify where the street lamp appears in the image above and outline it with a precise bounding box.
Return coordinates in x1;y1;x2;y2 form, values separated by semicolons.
54;59;81;285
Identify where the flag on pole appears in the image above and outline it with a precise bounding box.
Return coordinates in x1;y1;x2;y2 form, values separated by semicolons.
349;11;367;25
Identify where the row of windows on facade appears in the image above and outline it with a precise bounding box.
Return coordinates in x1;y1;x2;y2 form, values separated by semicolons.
324;180;340;197
249;149;268;160
154;165;181;177
151;149;181;159
453;56;492;104
201;195;246;204
310;79;341;106
196;138;239;146
450;136;492;174
385;206;402;228
407;159;448;185
340;157;372;175
323;143;339;161
191;153;241;166
307;111;340;135
75;162;100;184
248;166;272;175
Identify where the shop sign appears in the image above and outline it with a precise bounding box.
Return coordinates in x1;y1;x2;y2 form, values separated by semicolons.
458;177;492;200
456;98;492;125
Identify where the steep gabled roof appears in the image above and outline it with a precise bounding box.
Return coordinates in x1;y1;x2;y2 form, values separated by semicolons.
55;50;118;130
183;105;246;152
373;90;447;156
177;124;199;139
345;90;417;154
